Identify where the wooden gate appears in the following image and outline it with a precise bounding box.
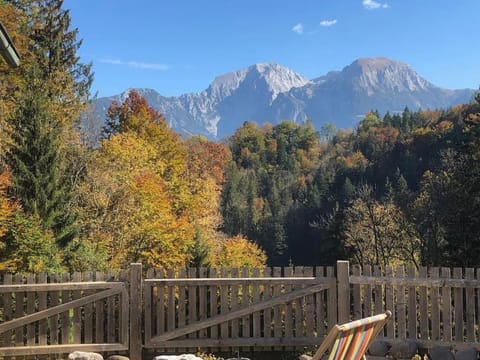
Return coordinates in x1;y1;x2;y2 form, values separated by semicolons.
0;272;129;357
143;267;336;352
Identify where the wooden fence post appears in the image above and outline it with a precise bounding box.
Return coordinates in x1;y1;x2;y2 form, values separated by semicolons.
130;263;143;360
337;260;350;324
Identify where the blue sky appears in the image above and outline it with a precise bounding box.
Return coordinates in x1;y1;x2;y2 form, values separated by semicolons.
64;0;479;98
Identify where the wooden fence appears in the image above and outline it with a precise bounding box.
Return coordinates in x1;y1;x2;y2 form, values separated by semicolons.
0;261;480;359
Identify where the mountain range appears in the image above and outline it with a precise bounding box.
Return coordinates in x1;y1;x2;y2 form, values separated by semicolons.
90;57;475;140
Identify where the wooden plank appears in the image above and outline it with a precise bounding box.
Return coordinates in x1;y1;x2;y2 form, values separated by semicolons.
465;268;475;342
49;273;59;345
327;266;337;328
419;266;428;340
363;265;373;317
167;269;176;334
273;267;282;351
0;343;127;356
336;261;350;324
304;267;314;340
118;270;129;348
107;270;116;344
14;273;24;346
442;267;452;341
26;274;35;346
251;267;261;352
430;267;440;341
348;276;480;288
72;272;82;344
129;263;142;360
385;266;394;338
144;277;326;286
208;267;218;349
177;268;187;352
231;268;240;340
145;268;154;345
220;267;229;349
373;266;383;316
352;265;362;319
396;265;406;339
150;282;328;343
188;268;197;340
315;267;325;339
284;267;293;351
453;267;463;342
0;281;122;292
95;272;105;344
61;273;70;345
156;269;166;339
3;274;12;349
407;265;417;339
198;268;207;340
0;288;122;334
83;272;93;344
241;267;250;341
294;267;304;341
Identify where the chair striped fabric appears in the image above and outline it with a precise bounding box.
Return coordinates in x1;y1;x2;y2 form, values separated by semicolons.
310;310;392;360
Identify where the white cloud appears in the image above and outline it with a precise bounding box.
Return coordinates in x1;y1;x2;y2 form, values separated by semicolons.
100;58;170;70
292;23;304;34
362;0;389;9
320;19;338;27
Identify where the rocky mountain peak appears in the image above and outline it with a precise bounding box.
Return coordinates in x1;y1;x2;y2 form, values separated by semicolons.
342;57;432;94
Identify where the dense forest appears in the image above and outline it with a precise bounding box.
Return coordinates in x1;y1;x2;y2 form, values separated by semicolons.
1;0;479;273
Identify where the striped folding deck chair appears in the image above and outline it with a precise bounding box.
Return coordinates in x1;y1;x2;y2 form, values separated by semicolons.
310;310;392;360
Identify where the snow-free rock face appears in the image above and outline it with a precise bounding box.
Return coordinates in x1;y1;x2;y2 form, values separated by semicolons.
89;58;474;140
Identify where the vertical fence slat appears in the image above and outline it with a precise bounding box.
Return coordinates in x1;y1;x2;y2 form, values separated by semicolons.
198;268;207;340
95;271;104;344
352;265;362;319
442;267;452;341
373;266;383;317
419;266;428;341
72;272;82;344
60;273;70;345
177;268;187;353
220;267;230;351
14;273;24;346
209;267;218;350
263;267;272;348
315;266;325;340
129;263;142;360
188;267;197;341
294;266;304;343
453;267;463;342
465;268;475;342
83;272;93;344
26;274;35;346
145;268;154;346
231;268;240;341
327;266;337;329
407;265;417;339
396;266;406;339
241;267;249;343
156;269;165;338
363;265;372;317
304;267;314;340
273;267;282;351
3;274;12;349
252;267;261;351
385;266;394;338
337;261;350;324
284;266;294;351
431;267;440;341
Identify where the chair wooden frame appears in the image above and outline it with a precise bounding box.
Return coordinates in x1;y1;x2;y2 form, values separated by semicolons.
311;310;392;360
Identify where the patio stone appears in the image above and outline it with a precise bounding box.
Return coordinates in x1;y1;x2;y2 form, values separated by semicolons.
368;340;390;356
429;346;454;360
389;339;418;359
455;347;478;360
